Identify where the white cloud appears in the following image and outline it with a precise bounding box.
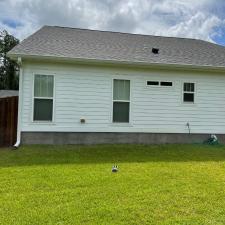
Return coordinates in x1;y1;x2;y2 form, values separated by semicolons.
0;0;224;43
167;12;224;41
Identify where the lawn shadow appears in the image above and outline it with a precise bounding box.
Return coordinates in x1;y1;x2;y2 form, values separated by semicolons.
0;144;225;168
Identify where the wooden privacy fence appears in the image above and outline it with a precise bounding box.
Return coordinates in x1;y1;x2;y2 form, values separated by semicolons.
0;96;18;147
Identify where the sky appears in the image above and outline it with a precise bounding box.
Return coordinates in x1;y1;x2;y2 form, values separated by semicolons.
0;0;225;45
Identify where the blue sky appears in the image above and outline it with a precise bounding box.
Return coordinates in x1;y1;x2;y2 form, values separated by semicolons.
213;26;225;46
0;0;225;46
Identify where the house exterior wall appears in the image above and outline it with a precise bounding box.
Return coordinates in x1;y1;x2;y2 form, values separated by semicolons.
20;61;225;137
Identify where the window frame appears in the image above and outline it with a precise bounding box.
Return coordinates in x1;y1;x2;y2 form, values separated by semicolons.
146;80;173;88
32;74;55;123
182;82;195;104
112;78;131;124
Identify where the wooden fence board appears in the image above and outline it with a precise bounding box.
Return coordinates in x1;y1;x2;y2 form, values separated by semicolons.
0;96;18;147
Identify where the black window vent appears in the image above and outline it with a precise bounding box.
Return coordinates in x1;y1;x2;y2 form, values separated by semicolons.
152;48;159;54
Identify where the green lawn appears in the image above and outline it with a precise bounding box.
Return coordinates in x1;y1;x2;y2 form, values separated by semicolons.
0;144;225;225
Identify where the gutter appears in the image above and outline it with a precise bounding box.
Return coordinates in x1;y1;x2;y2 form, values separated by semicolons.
14;57;23;149
7;53;225;73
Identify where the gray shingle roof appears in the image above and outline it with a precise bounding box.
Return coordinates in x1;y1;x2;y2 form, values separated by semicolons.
8;26;225;68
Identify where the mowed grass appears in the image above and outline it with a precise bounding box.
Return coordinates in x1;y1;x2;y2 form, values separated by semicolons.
0;144;225;225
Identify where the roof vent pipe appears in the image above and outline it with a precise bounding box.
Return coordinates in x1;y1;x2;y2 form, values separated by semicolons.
152;48;159;54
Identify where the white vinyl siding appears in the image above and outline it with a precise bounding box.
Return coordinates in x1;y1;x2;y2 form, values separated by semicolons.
20;62;225;134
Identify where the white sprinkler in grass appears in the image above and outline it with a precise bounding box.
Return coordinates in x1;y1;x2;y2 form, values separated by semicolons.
112;165;118;172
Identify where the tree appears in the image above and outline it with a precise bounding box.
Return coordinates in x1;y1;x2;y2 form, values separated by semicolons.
0;30;19;90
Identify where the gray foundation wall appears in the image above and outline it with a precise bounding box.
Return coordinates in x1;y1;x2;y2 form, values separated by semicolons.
21;132;225;145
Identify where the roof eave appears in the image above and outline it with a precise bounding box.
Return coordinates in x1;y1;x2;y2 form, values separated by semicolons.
7;53;225;73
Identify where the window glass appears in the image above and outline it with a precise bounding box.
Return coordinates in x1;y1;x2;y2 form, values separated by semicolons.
113;79;130;100
147;81;159;86
184;83;194;92
183;93;194;102
160;81;173;86
34;75;54;97
33;99;53;121
113;102;129;123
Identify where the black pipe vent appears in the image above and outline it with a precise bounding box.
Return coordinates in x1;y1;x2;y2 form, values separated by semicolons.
152;48;159;54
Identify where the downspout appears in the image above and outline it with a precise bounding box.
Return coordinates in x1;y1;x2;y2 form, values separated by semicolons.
14;57;23;148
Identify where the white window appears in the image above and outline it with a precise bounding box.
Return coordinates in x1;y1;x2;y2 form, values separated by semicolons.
147;81;173;87
183;82;195;103
33;75;54;121
113;79;130;123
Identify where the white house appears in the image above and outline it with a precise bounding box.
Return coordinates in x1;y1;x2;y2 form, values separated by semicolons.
8;26;225;145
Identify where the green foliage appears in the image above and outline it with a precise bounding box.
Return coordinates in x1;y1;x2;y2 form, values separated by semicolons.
0;30;19;90
0;144;225;224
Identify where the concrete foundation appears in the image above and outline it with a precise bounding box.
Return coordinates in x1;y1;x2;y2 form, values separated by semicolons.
21;132;225;145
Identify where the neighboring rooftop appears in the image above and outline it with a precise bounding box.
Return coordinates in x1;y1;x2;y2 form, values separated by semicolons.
0;90;18;98
8;25;225;68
